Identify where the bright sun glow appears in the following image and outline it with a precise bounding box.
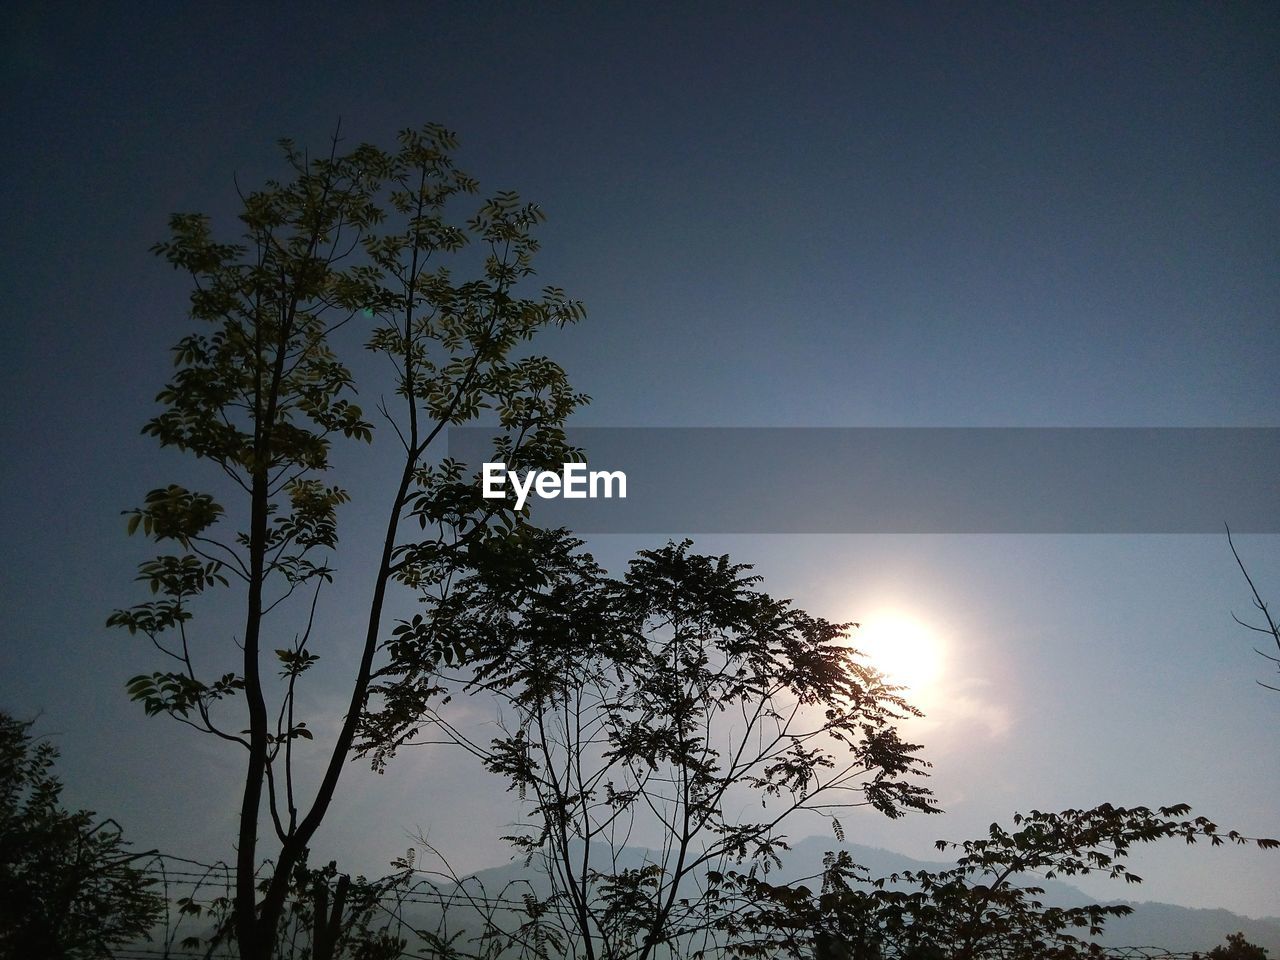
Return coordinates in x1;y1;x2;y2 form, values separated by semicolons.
852;614;945;697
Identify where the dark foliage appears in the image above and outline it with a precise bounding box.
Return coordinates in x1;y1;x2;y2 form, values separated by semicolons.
0;712;162;959
111;123;586;960
365;533;937;959
730;803;1278;960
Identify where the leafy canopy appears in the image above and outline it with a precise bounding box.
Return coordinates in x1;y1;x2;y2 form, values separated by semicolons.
364;533;937;960
109;122;588;960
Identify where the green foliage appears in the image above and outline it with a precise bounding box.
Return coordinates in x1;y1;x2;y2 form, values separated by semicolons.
110;122;588;960
111;123;588;739
0;712;162;959
123;670;244;718
364;533;937;959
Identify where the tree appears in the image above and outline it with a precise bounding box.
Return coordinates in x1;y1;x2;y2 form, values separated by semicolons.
0;711;162;959
731;802;1278;960
1208;932;1269;960
362;534;938;959
110;123;587;960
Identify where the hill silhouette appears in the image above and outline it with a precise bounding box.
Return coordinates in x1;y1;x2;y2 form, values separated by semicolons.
443;836;1280;955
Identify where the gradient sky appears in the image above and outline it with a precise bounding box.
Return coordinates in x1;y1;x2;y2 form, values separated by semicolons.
2;3;1278;919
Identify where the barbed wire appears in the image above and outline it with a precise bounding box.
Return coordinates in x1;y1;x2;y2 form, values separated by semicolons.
125;853;1242;960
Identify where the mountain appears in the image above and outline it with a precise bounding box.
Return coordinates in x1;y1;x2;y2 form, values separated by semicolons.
1101;901;1280;955
449;836;1280;955
779;836;1280;954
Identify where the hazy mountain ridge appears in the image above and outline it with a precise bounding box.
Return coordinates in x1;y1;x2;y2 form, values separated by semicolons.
781;836;1280;953
451;836;1280;954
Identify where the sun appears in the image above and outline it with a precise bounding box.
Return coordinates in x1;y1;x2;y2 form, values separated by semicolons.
851;613;944;698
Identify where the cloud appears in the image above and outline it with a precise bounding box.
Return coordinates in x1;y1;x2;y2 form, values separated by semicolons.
913;675;1013;741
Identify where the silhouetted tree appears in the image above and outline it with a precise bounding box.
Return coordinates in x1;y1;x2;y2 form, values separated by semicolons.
363;534;938;959
0;712;162;959
110;124;586;960
1208;932;1269;960
733;803;1278;960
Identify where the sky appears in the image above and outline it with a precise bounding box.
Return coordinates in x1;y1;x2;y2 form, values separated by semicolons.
2;2;1278;920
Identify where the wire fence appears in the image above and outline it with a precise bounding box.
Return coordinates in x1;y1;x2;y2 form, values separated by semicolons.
120;853;1230;960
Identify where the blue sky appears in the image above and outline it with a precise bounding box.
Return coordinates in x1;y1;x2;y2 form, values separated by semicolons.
2;3;1278;918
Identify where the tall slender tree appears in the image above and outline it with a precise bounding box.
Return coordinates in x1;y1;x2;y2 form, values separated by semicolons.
110;124;586;960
